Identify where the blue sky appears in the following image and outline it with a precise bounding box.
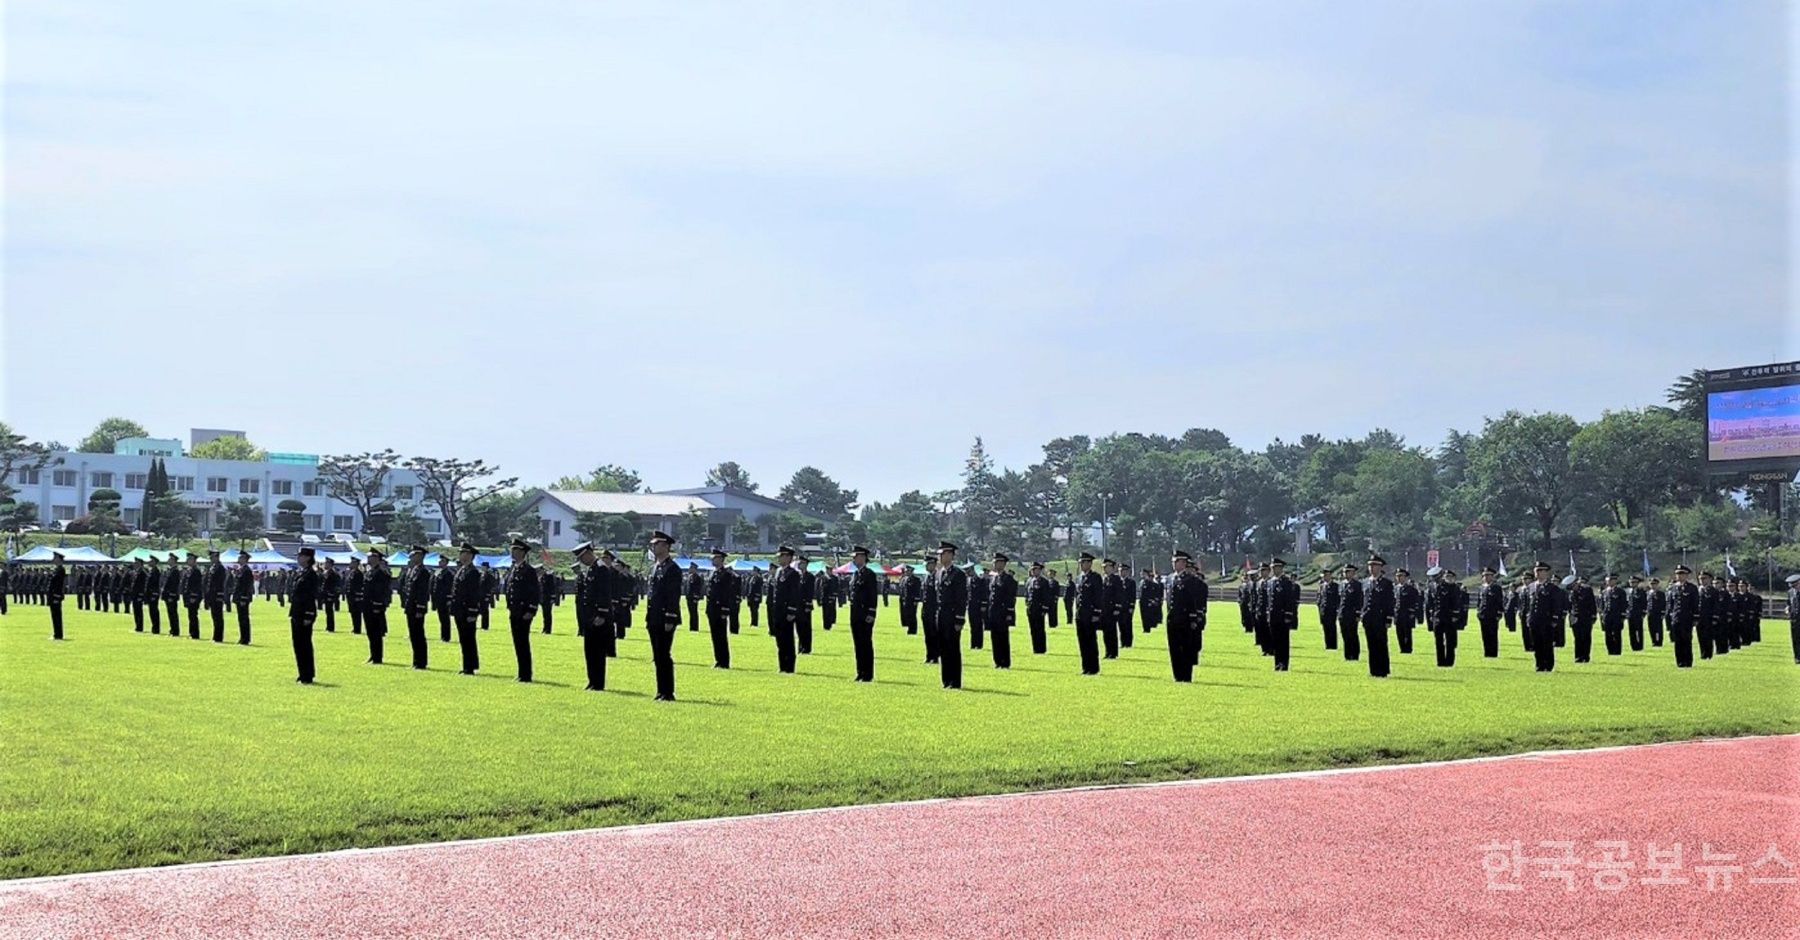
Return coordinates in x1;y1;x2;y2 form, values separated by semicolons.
3;0;1791;504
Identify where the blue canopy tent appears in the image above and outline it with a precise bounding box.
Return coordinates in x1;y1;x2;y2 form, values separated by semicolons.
12;545;117;563
474;554;512;568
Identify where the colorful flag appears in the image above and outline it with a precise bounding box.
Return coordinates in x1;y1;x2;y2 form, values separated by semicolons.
1642;547;1652;576
1568;548;1578;575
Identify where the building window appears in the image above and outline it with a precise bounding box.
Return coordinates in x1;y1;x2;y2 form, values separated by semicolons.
333;515;353;531
91;472;114;488
123;508;142;527
239;478;260;494
173;476;195;491
206;477;229;493
424;518;443;533
304;514;323;531
270;480;293;496
15;468;40;485
125;473;148;490
52;504;77;521
392;484;415;500
302;480;322;496
52;470;77;487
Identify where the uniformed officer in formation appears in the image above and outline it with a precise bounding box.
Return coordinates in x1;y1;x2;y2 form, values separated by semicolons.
144;555;164;634
1475;567;1504;657
644;530;682;701
770;545;802;673
319;556;342;633
1645;576;1667;647
1073;552;1105;675
1393;568;1421;654
573;541;613;689
1025;561;1053;654
1316;569;1339;651
1626;575;1648;651
451;543;485;674
847;546;879;681
1566;573;1596;663
505;538;540;682
1599;573;1628;656
1117;564;1137;641
1164;550;1204;679
180;552;203;638
228;551;254;644
1666;565;1699;667
1360;555;1395;677
161;553;182;634
363;549;392;665
705;548;739;669
540;566;559;634
966;561;989;651
1100;558;1123;658
401;545;432;669
985;552;1017;669
290;546;320;684
899;564;922;636
46;552;67;640
1138;568;1162;633
1265;558;1300;672
931;542;967;689
920;554;940;664
431;556;454;643
745;567;764;629
1521;561;1564;672
1336;563;1362;661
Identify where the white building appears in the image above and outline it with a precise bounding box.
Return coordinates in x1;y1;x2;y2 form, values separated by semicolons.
12;430;442;537
520;485;825;551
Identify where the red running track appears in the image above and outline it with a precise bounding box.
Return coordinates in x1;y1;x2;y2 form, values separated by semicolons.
4;736;1798;938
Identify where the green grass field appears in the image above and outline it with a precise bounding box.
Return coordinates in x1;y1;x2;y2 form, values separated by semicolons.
2;598;1796;879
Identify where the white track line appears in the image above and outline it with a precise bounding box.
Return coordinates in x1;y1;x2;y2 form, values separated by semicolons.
5;732;1793;889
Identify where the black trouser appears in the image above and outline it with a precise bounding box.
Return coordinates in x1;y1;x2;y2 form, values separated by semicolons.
938;624;962;688
291;615;315;682
969;609;983;649
748;600;760;627
77;591;88;611
185;603;201;638
510;610;534;681
50;602;64;639
1433;627;1457;667
1364;619;1390;677
989;621;1011;669
1479;614;1499;657
1603;620;1624;656
1118;610;1133;648
1100;614;1118;658
851;615;875;680
350;599;363;634
454;613;480;672
542;600;553;634
1519;613;1533;650
773;617;797;673
1168;626;1193;681
1027;608;1047;654
364;607;388;664
1531;622;1556;671
1628;613;1645;651
1788;619;1799;663
1572;618;1594;661
406;608;428;668
922;609;939;663
1338;614;1361;660
437;606;452;642
1063;596;1074;622
583;623;608;689
1269;620;1290;670
165;598;180;633
1191;624;1204;665
1672;622;1694;667
707;609;731;668
687;597;700;632
323;599;336;632
1048;601;1058;628
797;610;813;654
148;598;162;634
647;624;675;698
1077;616;1101;674
1320;610;1337;649
821;602;836;631
132;599;145;631
209;602;226;643
1697;618;1714;658
1395;617;1414;654
236;602;251;644
900;603;917;635
480;602;489;630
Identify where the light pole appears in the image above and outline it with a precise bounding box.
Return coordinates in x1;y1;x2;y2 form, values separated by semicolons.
1100;493;1111;557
